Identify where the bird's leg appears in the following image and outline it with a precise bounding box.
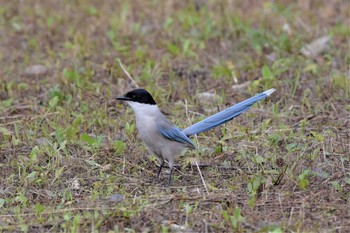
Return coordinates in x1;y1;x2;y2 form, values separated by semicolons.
157;159;165;179
167;166;174;186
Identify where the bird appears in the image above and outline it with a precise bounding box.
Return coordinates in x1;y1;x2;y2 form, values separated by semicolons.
117;88;275;185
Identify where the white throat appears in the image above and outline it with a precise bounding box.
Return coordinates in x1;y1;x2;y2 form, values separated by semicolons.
127;101;160;118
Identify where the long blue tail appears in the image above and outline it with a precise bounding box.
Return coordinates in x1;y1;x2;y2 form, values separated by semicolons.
182;89;275;136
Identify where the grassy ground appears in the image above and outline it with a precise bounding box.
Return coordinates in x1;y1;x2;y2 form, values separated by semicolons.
0;0;349;232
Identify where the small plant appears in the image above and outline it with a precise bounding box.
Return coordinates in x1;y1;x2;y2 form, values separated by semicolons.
125;122;136;138
33;203;46;223
113;140;126;155
80;133;103;152
71;214;81;233
15;192;28;208
247;174;266;207
298;169;311;190
183;203;193;226
222;207;245;231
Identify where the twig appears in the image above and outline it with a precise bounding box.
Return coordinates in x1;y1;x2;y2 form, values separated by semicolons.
184;99;199;146
133;192;137;205
0;112;60;121
117;58;139;88
122;156;126;174
196;161;209;195
292;114;317;127
289;207;294;225
70;83;100;99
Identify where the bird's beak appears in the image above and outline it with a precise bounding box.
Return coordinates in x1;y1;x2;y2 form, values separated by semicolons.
116;95;131;101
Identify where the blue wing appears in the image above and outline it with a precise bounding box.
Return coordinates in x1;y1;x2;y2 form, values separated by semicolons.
158;124;196;148
182;89;275;136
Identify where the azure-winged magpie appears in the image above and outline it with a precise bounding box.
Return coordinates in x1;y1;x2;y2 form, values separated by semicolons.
117;88;275;185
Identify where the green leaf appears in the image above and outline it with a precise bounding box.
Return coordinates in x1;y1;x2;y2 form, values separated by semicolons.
72;214;81;233
63;68;80;83
304;63;318;74
49;96;59;108
248;195;256;207
0;126;12;136
183;39;191;54
80;133;95;146
0;199;6;208
331;181;341;191
46;16;54;27
0;98;13;108
34;203;46;214
286;142;298;151
310;131;324;142
29;146;39;163
58;140;67;150
271;227;283;233
113;140;126;155
85;159;101;167
262;65;273;80
167;42;180;55
184;203;193;215
26;171;37;181
298;170;310;188
254;155;265;164
95;136;103;147
248;175;265;193
72;115;83;127
233;207;241;218
221;210;229;222
344;177;350;185
20;224;29;232
125;122;135;137
12;21;22;31
163;17;173;30
66;126;78;141
15;193;28;204
298;169;311;180
298;178;309;190
231;207;244;229
54;167;65;182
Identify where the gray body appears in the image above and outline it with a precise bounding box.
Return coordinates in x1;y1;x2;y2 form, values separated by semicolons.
128;101;194;169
